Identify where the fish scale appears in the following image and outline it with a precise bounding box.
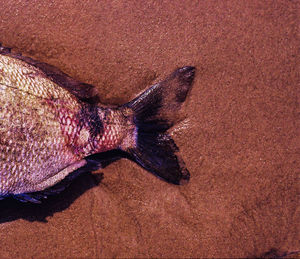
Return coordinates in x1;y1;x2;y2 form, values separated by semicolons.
0;54;63;100
0;45;195;202
0;55;87;194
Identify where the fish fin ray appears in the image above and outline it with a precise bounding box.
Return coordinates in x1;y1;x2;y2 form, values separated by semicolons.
85;150;124;168
13;193;44;204
123;66;195;184
34;157;106;197
10;158;103;203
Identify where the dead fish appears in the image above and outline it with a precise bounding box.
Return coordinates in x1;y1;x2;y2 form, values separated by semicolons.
0;44;195;203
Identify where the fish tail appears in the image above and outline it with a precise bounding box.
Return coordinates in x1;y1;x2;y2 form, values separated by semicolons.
121;66;195;185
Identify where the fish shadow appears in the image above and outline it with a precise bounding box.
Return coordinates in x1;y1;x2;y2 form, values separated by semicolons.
0;150;129;223
0;172;103;223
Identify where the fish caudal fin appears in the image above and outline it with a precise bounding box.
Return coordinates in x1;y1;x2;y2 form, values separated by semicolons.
123;66;195;185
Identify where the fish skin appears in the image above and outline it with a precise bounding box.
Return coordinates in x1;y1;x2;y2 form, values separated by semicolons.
0;53;130;196
0;45;195;202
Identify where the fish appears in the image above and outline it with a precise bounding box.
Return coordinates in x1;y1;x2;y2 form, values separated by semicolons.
0;44;195;203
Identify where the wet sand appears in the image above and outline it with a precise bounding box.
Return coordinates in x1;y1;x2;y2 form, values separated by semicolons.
0;1;299;258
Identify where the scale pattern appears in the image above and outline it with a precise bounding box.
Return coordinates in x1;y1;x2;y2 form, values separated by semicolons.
0;54;128;195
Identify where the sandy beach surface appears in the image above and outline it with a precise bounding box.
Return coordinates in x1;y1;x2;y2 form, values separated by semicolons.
0;1;299;258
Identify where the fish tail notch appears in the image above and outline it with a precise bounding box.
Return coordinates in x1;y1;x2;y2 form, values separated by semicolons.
122;66;195;185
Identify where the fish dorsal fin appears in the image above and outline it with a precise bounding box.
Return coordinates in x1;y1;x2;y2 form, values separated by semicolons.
0;43;99;103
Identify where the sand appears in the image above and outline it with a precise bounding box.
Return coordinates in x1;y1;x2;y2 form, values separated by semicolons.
0;0;299;258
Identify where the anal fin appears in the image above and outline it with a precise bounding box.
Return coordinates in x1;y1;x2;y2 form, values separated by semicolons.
10;158;104;203
13;193;47;204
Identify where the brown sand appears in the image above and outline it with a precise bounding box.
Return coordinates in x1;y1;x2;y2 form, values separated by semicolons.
0;0;299;258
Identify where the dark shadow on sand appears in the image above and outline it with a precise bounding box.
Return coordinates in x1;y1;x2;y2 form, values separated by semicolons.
0;150;128;223
0;172;103;223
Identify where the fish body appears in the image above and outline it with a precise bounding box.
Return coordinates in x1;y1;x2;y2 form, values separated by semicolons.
0;45;195;203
